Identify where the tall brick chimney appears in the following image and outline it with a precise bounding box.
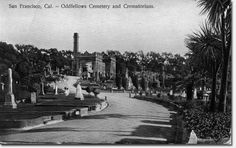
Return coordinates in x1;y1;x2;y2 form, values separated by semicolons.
73;33;79;76
73;32;78;55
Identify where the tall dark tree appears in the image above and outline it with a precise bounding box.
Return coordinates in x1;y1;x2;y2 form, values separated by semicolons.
197;0;231;112
186;24;222;111
0;42;21;80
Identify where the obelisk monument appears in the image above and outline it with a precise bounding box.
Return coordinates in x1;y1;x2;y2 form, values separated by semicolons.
4;68;17;109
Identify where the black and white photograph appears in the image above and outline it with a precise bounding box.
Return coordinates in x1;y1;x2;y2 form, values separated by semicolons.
0;0;233;145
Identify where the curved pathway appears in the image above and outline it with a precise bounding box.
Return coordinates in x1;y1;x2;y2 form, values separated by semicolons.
0;93;178;144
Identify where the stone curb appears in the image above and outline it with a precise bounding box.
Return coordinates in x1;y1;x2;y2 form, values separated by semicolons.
0;100;108;130
0;114;63;130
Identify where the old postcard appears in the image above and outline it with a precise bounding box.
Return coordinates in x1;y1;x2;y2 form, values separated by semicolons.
0;0;232;145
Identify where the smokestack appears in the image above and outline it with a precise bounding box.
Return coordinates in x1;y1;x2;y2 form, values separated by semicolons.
73;33;79;76
73;32;78;55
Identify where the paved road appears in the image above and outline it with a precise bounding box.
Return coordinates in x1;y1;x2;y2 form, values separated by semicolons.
0;93;177;144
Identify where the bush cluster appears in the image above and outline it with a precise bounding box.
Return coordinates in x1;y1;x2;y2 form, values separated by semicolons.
85;86;100;97
176;100;206;111
183;109;231;142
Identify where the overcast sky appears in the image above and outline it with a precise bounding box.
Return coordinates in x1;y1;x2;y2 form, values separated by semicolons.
0;0;206;55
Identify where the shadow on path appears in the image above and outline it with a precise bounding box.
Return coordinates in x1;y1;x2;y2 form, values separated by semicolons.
115;118;177;144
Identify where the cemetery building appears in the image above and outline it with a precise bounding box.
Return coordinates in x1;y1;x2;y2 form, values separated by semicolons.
72;33;116;81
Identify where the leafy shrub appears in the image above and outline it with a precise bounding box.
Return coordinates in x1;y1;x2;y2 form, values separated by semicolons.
28;84;37;93
86;86;93;94
183;109;231;142
58;88;65;94
145;91;150;96
168;95;175;100
140;77;147;91
131;75;139;89
44;85;52;93
139;90;143;96
93;88;100;97
177;100;205;111
116;75;122;89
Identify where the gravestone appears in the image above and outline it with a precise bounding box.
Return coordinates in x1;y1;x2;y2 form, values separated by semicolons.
0;82;4;91
170;90;173;95
127;77;133;90
4;68;17;109
188;130;198;144
64;88;70;96
75;83;84;100
193;89;197;99
30;92;37;104
181;91;186;98
41;82;45;95
55;84;58;95
0;83;5;103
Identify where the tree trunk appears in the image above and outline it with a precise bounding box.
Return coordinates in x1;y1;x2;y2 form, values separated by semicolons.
210;66;216;112
218;50;230;112
186;82;193;101
218;13;229;113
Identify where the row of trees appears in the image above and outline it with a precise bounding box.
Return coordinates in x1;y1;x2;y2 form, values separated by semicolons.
1;41;190;97
104;50;186;74
1;41;187;86
185;0;231;112
0;42;73;92
103;50;187;89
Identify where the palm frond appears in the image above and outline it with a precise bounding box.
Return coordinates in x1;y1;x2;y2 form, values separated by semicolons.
185;23;222;73
197;0;231;28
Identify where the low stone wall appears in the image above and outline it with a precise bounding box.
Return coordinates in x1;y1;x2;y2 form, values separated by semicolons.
0;114;64;129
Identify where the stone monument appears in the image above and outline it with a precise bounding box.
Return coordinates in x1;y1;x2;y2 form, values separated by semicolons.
0;82;5;103
193;88;197;99
30;92;37;104
169;89;173;95
4;68;17;109
75;83;84;100
188;130;198;144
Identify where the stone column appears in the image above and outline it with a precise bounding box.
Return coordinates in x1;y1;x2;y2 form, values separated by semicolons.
4;68;17;109
54;82;58;95
41;81;45;95
0;82;4;91
0;83;5;103
193;89;197;99
30;92;37;104
170;90;173;95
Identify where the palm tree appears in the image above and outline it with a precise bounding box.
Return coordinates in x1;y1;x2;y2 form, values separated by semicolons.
185;24;222;112
197;0;231;112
